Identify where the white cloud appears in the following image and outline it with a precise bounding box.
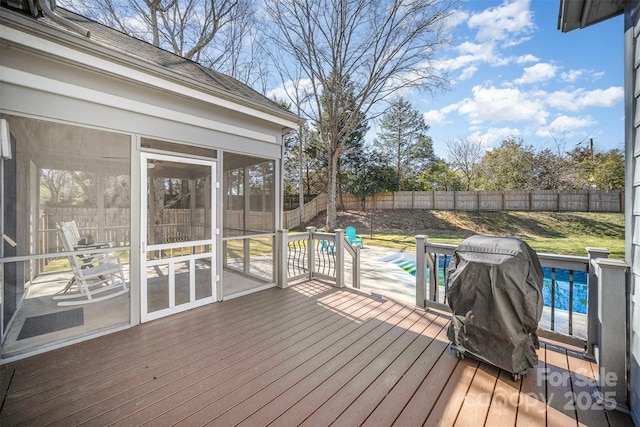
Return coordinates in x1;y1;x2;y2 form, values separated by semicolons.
457;41;487;55
444;8;470;32
549;115;594;132
440;41;499;72
561;69;584;82
422;83;621;144
434;0;537;82
457;85;548;126
579;87;623;107
468;127;522;148
560;69;606;83
456;66;479;82
516;54;539;64
513;63;557;85
546;87;624;111
424;103;460;125
267;78;315;104
433;56;479;83
468;0;535;45
535;115;595;138
424;110;447;125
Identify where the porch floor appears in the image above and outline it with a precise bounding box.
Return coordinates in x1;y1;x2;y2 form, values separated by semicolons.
0;280;633;426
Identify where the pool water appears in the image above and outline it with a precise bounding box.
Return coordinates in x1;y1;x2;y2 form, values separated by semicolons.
386;253;588;314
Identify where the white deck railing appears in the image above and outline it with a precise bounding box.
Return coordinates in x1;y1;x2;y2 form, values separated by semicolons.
277;227;360;289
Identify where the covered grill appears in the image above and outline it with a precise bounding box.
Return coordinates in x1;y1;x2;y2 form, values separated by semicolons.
446;235;544;380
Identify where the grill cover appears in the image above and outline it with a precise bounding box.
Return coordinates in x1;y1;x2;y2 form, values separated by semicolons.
446;235;544;374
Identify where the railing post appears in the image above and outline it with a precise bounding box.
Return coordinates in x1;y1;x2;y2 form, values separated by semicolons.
353;245;360;289
335;229;345;288
586;247;610;358
415;235;427;309
276;229;288;288
306;226;316;279
593;257;628;410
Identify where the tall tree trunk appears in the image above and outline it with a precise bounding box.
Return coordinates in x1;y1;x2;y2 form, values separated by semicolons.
337;162;345;211
152;177;164;246
298;128;305;226
325;150;338;231
180;179;189;208
338;177;345;211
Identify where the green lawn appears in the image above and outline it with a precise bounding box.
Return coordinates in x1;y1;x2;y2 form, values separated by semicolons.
367;232;624;259
304;211;626;259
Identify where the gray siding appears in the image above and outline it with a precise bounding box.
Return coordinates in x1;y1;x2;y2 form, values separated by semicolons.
627;2;640;423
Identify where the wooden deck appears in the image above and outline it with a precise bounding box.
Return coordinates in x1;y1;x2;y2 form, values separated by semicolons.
0;280;633;426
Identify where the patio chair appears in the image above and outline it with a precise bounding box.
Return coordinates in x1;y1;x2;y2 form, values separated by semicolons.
316;229;335;254
320;238;335;254
54;223;128;306
56;221;109;292
345;226;364;247
60;220;108;249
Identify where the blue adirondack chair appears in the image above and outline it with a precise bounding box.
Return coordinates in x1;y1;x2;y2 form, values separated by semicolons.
345;226;364;247
316;229;335;254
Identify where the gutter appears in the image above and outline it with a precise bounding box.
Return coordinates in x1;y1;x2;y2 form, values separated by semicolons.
36;0;90;37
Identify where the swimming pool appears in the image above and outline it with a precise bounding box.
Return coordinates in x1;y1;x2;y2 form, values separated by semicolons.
382;253;588;314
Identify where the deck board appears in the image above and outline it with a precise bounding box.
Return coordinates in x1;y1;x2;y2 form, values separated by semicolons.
454;361;500;426
209;304;413;426
331;314;449;426
516;346;547;427
0;280;631;426
545;343;579;426
360;322;451;426
484;369;520;426
5;287;326;415
566;349;610;426
422;357;479;426
68;289;375;425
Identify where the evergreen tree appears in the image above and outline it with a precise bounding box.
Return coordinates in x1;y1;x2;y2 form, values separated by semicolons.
374;98;434;190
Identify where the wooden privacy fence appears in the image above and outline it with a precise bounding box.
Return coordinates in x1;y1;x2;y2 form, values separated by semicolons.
284;190;624;229
41;207;131;255
42;206;274;253
283;194;328;230
41;207;207;253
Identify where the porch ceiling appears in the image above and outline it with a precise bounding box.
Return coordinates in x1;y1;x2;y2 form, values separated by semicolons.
0;281;631;426
6;115;129;174
5;114;274;176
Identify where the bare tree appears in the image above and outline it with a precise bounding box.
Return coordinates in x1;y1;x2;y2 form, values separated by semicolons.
60;0;268;245
40;169;71;205
60;0;265;88
265;0;455;230
446;138;484;190
269;55;321;225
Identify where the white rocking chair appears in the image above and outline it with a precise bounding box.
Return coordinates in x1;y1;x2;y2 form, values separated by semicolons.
54;222;129;306
60;220;109;250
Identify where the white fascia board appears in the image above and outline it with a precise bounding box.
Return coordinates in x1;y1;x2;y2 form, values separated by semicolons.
1;24;300;131
2;67;277;144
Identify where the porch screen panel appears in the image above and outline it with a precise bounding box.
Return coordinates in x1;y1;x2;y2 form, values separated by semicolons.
0;115;131;359
223;152;277;297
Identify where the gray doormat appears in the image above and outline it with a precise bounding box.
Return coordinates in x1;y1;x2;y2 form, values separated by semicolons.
17;308;84;340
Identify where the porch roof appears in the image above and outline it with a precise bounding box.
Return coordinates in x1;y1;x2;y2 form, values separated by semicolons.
0;5;302;131
0;281;632;426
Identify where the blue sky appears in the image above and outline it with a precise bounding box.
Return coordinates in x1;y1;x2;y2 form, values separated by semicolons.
418;0;624;158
